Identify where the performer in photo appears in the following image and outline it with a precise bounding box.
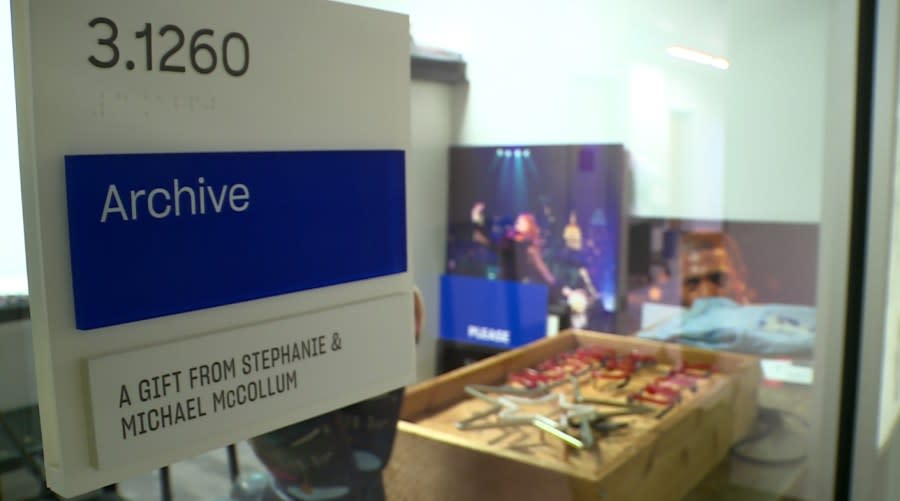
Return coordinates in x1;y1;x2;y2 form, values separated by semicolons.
679;232;752;308
470;203;556;288
501;212;557;287
562;211;583;253
639;231;815;357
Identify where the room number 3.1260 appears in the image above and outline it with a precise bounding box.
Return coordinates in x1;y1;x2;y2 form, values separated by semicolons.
87;17;249;77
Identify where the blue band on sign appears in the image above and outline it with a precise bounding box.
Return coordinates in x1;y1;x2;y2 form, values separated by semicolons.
65;150;407;330
440;274;548;348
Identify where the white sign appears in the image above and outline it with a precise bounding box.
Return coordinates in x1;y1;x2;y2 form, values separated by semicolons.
13;0;412;496
88;293;411;469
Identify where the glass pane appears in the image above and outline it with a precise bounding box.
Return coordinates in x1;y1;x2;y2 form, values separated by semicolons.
0;301;40;500
1;1;860;500
0;0;34;494
364;1;844;501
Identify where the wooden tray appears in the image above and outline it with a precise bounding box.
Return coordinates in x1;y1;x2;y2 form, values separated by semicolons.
384;331;761;501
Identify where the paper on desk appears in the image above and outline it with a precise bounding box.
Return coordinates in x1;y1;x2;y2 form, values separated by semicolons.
761;359;814;385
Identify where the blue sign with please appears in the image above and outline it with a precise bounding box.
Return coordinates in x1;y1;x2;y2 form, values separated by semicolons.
440;274;548;348
65;150;407;330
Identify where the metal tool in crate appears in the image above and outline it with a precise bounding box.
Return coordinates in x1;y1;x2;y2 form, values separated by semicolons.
455;346;715;449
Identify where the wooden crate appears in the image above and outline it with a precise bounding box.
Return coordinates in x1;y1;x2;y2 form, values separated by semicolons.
384;331;761;501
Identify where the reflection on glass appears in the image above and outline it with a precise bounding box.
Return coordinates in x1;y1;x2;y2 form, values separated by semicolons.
636;229;816;358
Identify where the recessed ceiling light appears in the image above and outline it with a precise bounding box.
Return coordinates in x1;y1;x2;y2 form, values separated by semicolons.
666;46;730;70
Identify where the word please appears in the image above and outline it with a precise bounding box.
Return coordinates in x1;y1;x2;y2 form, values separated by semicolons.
100;177;250;223
467;324;510;344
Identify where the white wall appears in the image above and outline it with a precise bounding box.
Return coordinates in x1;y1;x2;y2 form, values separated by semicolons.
408;80;458;381
723;0;827;223
339;0;827;224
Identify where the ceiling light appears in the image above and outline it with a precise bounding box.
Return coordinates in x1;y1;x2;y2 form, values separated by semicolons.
666;46;730;70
